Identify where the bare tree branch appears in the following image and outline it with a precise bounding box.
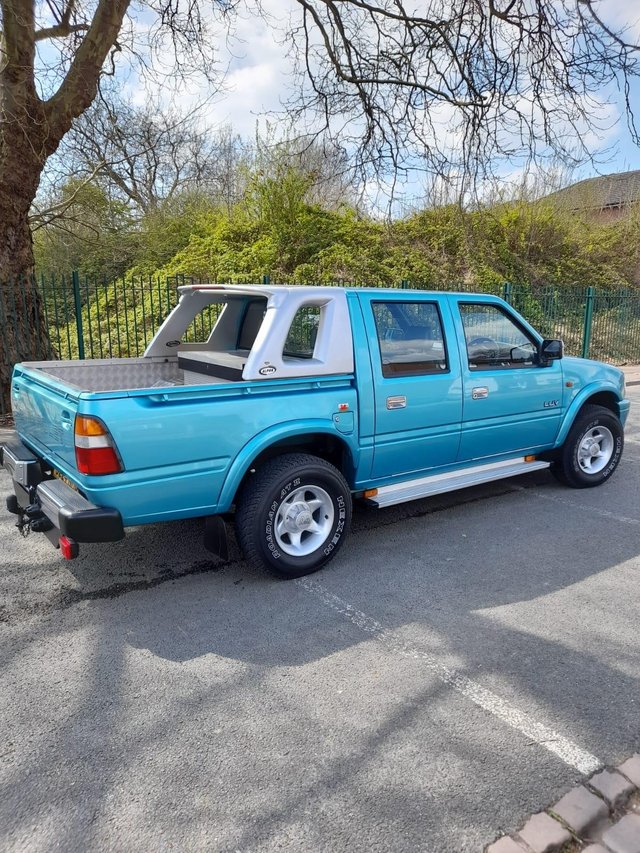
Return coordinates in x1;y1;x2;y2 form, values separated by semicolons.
57;89;241;214
283;0;640;194
44;0;130;140
35;22;88;40
30;158;105;228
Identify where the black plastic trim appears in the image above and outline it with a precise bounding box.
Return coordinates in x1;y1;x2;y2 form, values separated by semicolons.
1;438;44;487
178;355;244;381
59;506;124;543
36;479;125;543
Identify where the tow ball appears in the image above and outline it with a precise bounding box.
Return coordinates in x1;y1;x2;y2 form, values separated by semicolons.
6;494;79;558
6;495;53;536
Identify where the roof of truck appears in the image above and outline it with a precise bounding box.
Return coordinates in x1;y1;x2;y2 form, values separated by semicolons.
178;284;349;297
177;284;489;298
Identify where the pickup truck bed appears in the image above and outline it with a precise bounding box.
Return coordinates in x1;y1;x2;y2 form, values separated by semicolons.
21;355;240;391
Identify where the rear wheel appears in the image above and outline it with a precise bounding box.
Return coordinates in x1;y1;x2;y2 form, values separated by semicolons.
235;453;352;578
551;404;623;488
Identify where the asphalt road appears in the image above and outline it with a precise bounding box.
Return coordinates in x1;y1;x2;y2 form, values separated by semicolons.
2;389;640;852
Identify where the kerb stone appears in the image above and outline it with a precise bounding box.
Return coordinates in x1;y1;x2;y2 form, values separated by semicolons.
551;785;608;834
517;812;571;853
590;770;635;808
601;814;640;853
618;755;640;789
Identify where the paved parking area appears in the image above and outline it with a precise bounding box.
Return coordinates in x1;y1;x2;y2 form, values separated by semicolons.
1;388;640;852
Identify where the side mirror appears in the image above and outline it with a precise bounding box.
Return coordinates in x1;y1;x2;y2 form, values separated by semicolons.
510;343;536;363
539;339;563;366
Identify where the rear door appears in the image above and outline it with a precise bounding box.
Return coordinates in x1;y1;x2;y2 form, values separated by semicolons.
360;293;463;480
453;298;564;461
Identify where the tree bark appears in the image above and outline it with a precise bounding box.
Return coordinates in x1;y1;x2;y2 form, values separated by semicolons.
0;0;132;412
0;250;51;417
0;157;52;413
0;99;51;413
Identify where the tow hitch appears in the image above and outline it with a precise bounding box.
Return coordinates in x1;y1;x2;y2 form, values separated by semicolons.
3;438;120;559
6;494;79;558
6;494;53;537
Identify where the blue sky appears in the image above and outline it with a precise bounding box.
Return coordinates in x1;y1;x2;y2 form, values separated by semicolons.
128;0;640;197
34;0;640;205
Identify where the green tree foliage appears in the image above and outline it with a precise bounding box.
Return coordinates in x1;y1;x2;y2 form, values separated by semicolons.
149;177;640;291
35;159;640;292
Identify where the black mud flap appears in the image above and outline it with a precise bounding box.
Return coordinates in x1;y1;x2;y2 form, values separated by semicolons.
204;515;229;561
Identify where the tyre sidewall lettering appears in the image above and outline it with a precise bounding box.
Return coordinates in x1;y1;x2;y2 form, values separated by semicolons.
324;494;346;556
601;435;622;480
265;499;281;560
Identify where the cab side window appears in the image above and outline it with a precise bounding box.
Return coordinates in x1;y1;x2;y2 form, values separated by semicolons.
460;304;537;370
372;301;448;377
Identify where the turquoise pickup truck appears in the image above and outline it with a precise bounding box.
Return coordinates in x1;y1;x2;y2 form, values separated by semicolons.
1;285;630;578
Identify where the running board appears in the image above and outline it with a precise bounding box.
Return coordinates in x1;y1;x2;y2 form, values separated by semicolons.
364;457;550;508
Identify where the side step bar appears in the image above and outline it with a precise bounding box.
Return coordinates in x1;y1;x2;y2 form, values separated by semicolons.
365;457;550;508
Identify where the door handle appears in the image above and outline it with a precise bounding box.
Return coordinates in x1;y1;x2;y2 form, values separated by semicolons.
386;395;407;410
472;387;489;400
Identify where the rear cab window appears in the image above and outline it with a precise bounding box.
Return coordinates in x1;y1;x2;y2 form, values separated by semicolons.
372;301;448;377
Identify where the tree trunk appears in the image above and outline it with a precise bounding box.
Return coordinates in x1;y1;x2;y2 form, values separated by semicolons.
0;147;50;415
0;0;133;414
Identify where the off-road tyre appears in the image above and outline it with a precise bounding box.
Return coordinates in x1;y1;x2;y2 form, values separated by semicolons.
551;404;623;489
235;453;352;578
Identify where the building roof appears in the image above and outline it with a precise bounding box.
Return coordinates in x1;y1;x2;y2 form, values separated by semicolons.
548;169;640;211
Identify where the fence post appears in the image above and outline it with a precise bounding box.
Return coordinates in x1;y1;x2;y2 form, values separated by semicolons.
71;270;85;360
502;281;513;303
263;274;270;285
401;279;409;289
581;286;595;359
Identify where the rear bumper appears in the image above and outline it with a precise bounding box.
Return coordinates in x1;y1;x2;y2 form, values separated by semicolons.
1;437;124;543
37;478;124;542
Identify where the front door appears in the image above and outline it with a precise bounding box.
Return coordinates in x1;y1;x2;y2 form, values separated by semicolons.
454;299;564;462
361;294;463;481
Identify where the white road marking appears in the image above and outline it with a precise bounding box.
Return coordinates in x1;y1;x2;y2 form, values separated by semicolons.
296;576;602;775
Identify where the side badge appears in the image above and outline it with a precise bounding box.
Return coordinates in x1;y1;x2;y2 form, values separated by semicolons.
259;365;277;376
165;340;181;348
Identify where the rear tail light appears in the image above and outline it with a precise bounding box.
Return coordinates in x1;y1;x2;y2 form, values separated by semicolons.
74;416;123;475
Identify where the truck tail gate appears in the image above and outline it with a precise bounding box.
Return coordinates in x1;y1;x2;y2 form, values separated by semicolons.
11;369;79;471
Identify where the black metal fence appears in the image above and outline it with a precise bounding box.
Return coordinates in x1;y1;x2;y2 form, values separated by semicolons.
2;272;640;416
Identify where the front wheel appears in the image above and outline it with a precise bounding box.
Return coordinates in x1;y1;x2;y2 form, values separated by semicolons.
235;453;352;578
552;404;623;488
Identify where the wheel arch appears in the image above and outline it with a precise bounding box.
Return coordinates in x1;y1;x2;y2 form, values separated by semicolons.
555;385;622;448
217;422;357;511
581;390;619;415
